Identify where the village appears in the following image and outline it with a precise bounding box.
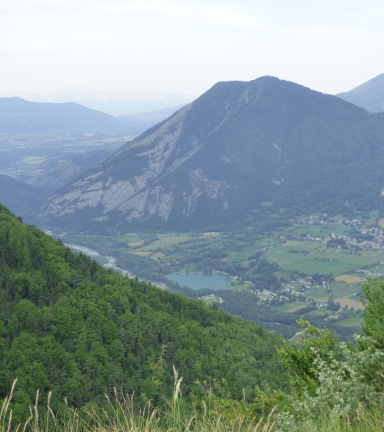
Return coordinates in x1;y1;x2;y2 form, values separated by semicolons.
298;214;384;250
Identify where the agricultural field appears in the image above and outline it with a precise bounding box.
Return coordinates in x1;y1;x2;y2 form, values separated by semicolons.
335;274;366;283
136;235;196;251
301;308;335;318
335;315;364;327
129;240;145;247
280;223;354;238
281;256;353;275
337;297;365;310
330;280;364;298
275;301;307;313
56;214;381;344
125;235;145;244
151;252;165;261
265;239;384;276
306;288;329;302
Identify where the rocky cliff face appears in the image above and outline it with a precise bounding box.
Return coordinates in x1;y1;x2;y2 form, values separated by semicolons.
33;76;384;231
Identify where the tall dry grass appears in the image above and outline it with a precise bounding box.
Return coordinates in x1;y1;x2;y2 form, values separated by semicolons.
290;401;384;432
2;374;383;432
0;371;275;432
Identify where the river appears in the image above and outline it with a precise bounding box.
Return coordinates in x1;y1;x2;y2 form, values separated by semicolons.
43;231;167;289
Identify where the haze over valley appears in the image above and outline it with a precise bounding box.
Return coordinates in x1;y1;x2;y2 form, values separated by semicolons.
2;1;384;429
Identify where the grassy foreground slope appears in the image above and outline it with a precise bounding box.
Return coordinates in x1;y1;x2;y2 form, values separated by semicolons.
0;204;289;421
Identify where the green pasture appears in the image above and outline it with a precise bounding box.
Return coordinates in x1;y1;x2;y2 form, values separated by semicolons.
347;272;371;280
223;241;277;264
330;281;363;299
301;308;334;318
236;239;283;256
176;237;223;250
312;248;381;265
200;238;227;250
137;235;196;250
277;240;321;252
275;301;307;313
263;250;307;266
340;249;384;261
335;315;364;327
161;251;186;262
348;271;369;278
115;234;144;243
225;252;247;264
265;246;384;276
257;237;283;246
280;257;352;275
306;288;329;302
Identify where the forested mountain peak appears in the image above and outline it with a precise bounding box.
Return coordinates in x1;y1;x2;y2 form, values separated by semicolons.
0;204;289;419
33;76;384;231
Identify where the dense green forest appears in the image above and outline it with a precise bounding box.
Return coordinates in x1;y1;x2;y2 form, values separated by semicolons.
0;204;290;422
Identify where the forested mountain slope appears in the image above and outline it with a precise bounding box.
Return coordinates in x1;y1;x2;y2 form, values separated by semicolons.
337;73;384;112
0;204;289;419
25;150;112;192
0;174;50;215
34;76;384;232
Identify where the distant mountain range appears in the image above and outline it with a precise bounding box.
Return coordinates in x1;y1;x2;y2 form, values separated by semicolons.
0;87;195;116
118;104;187;135
0;97;187;135
32;76;384;232
336;73;384;112
0;97;120;133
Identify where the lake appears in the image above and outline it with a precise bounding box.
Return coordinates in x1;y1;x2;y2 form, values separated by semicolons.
167;272;230;290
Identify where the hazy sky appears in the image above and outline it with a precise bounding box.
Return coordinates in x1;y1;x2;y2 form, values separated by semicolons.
1;0;384;97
